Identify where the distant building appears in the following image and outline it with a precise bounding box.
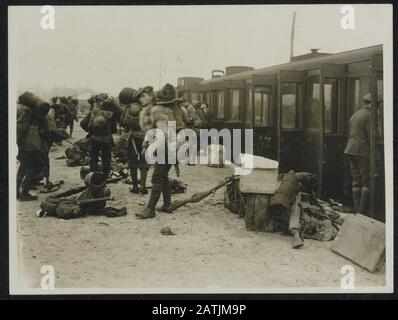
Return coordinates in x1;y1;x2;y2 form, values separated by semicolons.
72;90;96;101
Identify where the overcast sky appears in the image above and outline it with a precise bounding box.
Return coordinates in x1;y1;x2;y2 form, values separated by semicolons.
9;4;392;97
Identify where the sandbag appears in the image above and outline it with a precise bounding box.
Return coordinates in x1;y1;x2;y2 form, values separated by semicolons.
119;87;136;105
18;91;41;110
120;103;142;130
88;107;113;132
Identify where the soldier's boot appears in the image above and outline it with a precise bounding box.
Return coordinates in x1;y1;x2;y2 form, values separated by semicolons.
358;187;370;215
19;184;38;202
17;176;23;200
136;186;161;219
129;169;139;193
158;182;173;213
352;187;361;213
139;168;148;195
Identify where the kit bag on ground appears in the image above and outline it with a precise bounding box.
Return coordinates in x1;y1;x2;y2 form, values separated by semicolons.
40;197;82;219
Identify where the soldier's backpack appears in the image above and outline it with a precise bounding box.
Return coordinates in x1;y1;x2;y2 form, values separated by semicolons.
40;196;83;219
88;107;113;133
120;103;142;130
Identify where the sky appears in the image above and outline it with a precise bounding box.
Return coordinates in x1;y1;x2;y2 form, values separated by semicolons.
9;4;393;97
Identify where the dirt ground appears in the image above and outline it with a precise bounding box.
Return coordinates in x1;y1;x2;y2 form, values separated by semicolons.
15;125;386;291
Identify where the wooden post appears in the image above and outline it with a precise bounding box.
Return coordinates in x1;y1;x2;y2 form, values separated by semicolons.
318;68;325;197
369;70;378;218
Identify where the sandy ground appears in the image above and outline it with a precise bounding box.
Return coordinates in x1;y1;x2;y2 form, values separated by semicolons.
15;125;386;291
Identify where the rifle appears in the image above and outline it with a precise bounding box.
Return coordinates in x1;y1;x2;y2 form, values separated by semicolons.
65;139;79;148
171;175;234;211
75;196;114;206
52;177;122;199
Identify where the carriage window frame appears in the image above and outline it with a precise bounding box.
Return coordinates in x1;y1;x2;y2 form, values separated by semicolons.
254;86;272;127
245;88;252;124
281;82;300;129
229;88;241;121
216;90;225;120
191;92;200;102
306;79;340;133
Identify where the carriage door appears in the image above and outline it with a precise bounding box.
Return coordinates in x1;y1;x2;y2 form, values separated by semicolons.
370;54;384;221
319;64;346;198
277;70;305;173
251;75;277;160
224;80;246;162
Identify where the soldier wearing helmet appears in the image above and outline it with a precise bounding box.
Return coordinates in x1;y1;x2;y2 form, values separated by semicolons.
119;87;149;194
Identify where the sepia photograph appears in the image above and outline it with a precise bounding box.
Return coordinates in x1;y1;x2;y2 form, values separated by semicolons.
8;4;393;294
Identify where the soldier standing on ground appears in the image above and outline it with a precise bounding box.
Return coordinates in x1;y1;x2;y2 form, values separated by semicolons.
119;87;149;194
137;84;186;219
80;95;118;177
344;93;372;214
17;93;53;201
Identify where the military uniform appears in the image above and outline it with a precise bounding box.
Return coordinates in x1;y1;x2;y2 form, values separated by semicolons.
119;87;149;194
136;84;186;219
17;95;52;201
80;102;118;176
344;94;371;214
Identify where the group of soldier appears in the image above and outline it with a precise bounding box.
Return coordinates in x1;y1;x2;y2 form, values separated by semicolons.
17;83;211;219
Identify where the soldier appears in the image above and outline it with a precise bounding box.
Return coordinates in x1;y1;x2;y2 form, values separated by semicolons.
80;94;118;177
200;101;211;128
62;96;79;137
119;87;149;194
17;92;59;200
136;83;186;219
187;100;206;130
344;93;372;214
52;96;74;133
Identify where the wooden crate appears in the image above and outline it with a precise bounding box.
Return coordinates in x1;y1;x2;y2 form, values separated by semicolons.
238;154;279;194
243;193;281;232
239;168;279;194
331;214;385;272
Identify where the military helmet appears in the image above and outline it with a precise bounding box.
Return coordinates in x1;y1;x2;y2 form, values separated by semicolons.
84;171;106;189
135;86;154;100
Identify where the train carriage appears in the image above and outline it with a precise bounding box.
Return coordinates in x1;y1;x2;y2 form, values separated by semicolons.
177;45;384;221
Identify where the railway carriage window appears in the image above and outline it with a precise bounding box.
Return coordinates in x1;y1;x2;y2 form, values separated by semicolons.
308;83;320;129
281;83;297;129
178;79;185;87
191;92;199;102
324;83;333;133
254;92;262;124
352;79;360;113
216;91;224;119
229;89;240;121
183;92;189;102
254;87;271;126
246;88;252;124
